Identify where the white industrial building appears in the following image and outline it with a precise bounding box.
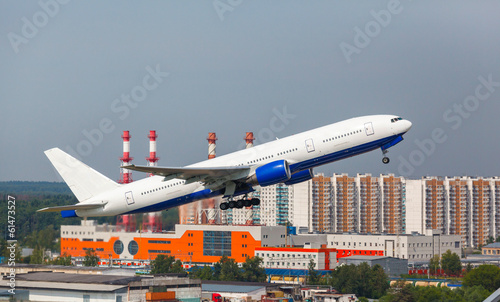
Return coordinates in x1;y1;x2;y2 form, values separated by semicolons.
291;231;461;263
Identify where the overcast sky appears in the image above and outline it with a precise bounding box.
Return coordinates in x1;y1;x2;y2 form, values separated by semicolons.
1;1;500;182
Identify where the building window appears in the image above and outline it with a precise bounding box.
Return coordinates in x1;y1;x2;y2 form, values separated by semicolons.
203;231;231;257
148;240;171;244
113;240;124;255
128;240;139;256
148;250;170;254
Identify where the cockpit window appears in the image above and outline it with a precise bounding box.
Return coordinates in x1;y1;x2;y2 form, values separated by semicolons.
391;117;403;123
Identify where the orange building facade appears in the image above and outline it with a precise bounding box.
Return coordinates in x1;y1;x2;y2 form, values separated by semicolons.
61;221;287;267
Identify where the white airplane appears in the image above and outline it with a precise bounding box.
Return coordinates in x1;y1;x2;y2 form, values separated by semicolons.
39;115;411;218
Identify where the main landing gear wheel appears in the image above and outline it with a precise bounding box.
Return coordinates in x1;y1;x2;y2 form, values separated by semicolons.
228;200;236;208
382;157;390;164
243;199;252;207
220;202;229;210
236;200;244;209
251;198;260;206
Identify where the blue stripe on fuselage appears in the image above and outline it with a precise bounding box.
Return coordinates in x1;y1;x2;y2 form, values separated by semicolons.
122;134;402;214
289;134;400;173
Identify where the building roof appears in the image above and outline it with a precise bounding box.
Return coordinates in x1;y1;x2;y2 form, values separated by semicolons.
11;280;127;292
13;271;141;285
265;268;331;276
202;283;264;294
483;242;500;249
340;256;394;261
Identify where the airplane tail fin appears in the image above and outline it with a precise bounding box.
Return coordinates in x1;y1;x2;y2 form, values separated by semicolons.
45;148;120;202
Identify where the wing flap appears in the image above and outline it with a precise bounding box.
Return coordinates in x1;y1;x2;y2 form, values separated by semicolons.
37;202;107;213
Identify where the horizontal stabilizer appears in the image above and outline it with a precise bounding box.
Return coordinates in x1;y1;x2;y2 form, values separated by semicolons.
37;202;107;213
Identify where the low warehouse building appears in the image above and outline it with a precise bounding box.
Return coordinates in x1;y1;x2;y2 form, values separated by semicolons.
0;271;201;302
338;256;408;277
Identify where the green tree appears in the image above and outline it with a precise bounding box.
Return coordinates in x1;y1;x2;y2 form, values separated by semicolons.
429;254;440;275
329;263;389;299
52;254;73;266
463;264;500;292
150;254;185;274
379;280;415;302
441;250;461;276
461;285;492;302
487;236;495;244
0;239;21;263
170;259;185;274
242;256;266;282
83;249;99;267
369;264;390;299
191;265;214;280
308;259;320;284
465;263;474;274
30;247;46;264
218;256;242;281
212;261;222;280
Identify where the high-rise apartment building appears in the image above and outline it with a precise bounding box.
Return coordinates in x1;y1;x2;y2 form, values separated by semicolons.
381;174;406;234
312;174;334;232
424;177;446;234
357;174;381;233
332;174;357;233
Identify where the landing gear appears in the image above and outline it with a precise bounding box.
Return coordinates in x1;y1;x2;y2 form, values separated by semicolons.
381;148;390;164
236;200;244;209
219;198;261;211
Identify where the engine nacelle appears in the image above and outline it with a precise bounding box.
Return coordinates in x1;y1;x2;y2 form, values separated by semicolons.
247;160;291;187
284;169;313;185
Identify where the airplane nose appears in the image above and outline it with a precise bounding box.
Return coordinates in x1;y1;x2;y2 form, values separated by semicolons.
403;120;412;133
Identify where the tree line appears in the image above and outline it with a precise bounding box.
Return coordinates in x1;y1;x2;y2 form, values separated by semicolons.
151;254;267;283
0;182;179;262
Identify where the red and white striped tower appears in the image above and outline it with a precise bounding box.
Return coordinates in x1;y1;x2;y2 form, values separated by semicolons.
244;132;255;225
207;132;217;159
119;131;133;184
143;130;162;232
205;132;219;224
245;132;255;149
146;130;159;171
117;131;136;232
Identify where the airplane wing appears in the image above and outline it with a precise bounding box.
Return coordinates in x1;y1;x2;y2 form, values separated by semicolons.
37;202;107;213
122;165;251;182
